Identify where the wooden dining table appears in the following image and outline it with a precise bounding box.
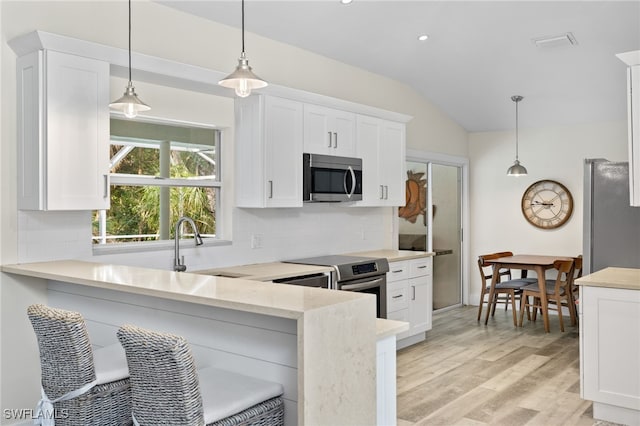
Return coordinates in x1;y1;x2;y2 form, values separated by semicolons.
484;254;573;332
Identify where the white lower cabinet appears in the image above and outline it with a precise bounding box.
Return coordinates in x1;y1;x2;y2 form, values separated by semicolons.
386;257;433;346
17;50;110;210
580;284;640;425
235;95;303;208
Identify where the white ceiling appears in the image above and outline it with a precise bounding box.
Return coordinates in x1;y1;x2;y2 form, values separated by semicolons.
158;1;640;132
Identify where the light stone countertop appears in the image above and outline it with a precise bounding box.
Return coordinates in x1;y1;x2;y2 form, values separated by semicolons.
195;250;433;281
347;249;434;262
376;318;410;339
2;260;407;338
194;262;333;282
576;267;640;290
1;260;366;320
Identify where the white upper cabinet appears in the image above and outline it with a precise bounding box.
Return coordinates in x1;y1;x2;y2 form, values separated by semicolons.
303;104;356;157
17;50;110;210
617;50;640;206
356;115;406;206
235;95;303;208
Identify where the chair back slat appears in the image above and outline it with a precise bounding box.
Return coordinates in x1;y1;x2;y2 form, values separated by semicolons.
117;324;205;425
553;259;576;294
478;251;514;283
27;304;96;399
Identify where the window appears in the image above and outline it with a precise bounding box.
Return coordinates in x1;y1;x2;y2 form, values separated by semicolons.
92;117;221;245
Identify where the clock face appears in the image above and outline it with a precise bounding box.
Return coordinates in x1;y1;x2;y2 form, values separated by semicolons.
521;180;573;229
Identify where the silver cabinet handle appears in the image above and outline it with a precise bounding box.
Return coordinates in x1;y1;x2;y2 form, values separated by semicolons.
333;132;338;148
391;270;403;274
103;174;109;198
380;185;384;200
384;185;389;200
268;180;273;199
417;265;427;269
327;132;332;147
392;294;403;299
412;285;416;300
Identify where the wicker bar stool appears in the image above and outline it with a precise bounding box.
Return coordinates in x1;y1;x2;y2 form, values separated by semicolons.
116;324;285;426
27;304;131;425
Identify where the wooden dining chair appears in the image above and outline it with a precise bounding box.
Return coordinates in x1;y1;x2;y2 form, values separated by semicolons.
477;251;531;326
534;254;582;324
518;259;577;332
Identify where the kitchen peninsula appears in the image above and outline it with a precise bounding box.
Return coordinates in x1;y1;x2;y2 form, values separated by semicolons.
577;267;640;426
2;260;409;426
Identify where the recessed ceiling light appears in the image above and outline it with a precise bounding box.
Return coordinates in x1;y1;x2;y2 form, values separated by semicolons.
417;34;429;41
340;0;353;4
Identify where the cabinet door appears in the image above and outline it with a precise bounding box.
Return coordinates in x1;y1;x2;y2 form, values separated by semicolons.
332;109;356;156
408;275;433;334
264;96;303;207
581;286;640;410
357;116;406;206
17;50;110;210
303;104;355;156
303;104;332;155
378;121;406;206
357;115;383;204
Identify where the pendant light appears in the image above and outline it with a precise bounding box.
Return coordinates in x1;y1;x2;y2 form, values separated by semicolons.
506;95;528;176
218;0;268;97
110;0;150;119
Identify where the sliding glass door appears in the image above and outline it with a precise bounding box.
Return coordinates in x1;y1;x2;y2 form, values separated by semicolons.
399;159;464;311
431;163;462;310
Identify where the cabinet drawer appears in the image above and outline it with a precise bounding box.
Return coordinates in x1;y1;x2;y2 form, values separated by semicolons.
387;261;409;282
387;281;409;312
410;258;432;277
386;308;409;324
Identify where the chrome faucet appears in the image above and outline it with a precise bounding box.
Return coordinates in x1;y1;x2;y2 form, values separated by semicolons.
173;216;204;272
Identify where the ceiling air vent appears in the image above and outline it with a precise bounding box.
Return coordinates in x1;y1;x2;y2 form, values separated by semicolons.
531;32;578;48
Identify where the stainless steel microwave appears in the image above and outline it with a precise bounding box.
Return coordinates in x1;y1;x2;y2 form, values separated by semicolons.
303;153;363;202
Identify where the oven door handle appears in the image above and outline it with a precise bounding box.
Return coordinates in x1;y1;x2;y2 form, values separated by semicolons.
341;277;384;291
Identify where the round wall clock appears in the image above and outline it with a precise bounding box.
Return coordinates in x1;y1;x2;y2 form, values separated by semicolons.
521;180;573;229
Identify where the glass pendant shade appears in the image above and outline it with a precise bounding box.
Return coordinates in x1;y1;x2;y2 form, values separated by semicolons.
110;82;150;118
218;52;268;98
507;95;527;176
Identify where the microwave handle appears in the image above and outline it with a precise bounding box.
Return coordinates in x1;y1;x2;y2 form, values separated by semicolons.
344;166;356;198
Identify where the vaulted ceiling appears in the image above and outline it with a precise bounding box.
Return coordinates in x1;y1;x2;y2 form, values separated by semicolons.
158;1;640;132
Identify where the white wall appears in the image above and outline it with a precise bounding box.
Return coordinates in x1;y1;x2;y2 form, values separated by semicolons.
0;0;468;417
467;121;629;304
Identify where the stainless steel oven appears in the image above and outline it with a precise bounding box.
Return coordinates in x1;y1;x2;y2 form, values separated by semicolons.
284;255;388;318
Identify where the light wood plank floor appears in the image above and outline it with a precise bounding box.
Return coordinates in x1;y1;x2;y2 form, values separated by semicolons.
395;305;608;426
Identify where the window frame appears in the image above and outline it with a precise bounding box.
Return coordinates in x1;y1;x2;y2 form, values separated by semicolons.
92;115;226;252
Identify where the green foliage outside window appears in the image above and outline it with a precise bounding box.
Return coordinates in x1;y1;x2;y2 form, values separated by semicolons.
92;143;217;244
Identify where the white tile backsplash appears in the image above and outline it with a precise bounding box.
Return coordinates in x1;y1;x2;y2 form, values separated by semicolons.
17;203;393;271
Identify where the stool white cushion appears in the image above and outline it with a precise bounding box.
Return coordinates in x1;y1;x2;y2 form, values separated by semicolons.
198;367;284;424
93;343;129;384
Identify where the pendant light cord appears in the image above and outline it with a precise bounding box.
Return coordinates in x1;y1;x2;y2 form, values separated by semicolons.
515;99;519;161
241;0;245;54
128;0;132;83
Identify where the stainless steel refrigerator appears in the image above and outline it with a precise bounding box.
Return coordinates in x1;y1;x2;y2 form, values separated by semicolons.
583;159;640;274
